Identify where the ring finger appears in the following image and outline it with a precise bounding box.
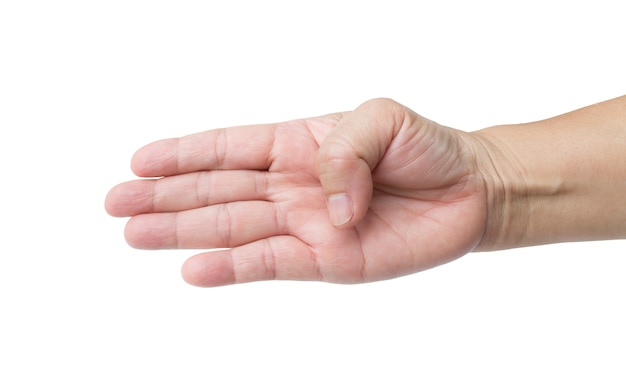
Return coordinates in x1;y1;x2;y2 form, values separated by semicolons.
124;200;286;249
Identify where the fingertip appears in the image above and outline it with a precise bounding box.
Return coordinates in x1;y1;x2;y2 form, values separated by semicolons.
104;187;116;217
327;193;354;227
180;255;207;287
123;214;176;249
129;152;143;177
104;180;152;217
130;139;177;177
318;158;373;229
104;183;127;217
181;252;236;287
129;143;151;177
123;217;144;249
326;193;370;229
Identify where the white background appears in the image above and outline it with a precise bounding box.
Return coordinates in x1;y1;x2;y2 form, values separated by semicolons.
1;1;625;372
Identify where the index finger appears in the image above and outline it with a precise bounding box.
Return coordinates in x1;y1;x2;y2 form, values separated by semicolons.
131;124;278;177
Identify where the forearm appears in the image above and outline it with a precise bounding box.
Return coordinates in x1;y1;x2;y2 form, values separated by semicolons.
472;95;626;251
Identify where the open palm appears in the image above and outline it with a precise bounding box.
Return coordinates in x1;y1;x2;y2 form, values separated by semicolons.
106;99;488;286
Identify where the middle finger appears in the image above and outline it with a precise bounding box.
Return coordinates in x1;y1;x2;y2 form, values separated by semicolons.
106;170;272;217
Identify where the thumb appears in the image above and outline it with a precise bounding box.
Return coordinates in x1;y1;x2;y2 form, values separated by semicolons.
316;98;407;228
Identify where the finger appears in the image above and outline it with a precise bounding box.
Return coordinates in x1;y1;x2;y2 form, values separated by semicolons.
105;170;271;217
181;236;322;287
131;124;278;177
316;98;407;228
124;201;285;249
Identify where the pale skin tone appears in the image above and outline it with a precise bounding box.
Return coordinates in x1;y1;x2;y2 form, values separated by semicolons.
105;96;626;287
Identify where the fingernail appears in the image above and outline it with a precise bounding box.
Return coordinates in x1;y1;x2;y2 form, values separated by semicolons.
328;193;353;227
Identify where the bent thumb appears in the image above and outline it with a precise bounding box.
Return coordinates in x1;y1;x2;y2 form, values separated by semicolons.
316;98;404;228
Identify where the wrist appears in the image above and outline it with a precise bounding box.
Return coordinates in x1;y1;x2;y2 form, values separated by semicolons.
468;95;626;250
464;127;530;251
467;124;569;251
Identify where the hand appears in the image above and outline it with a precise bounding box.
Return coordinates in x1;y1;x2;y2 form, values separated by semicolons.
105;98;489;286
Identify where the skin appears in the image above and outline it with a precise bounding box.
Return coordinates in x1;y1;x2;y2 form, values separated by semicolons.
105;96;626;287
474;96;626;249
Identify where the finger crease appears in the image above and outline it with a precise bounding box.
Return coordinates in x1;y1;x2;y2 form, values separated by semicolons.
195;172;204;206
214;128;227;169
265;126;277;171
262;239;277;280
175;137;183;173
173;213;181;249
151;179;158;212
217;203;233;247
273;203;285;235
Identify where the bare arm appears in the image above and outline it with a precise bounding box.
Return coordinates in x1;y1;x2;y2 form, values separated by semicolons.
472;95;626;250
